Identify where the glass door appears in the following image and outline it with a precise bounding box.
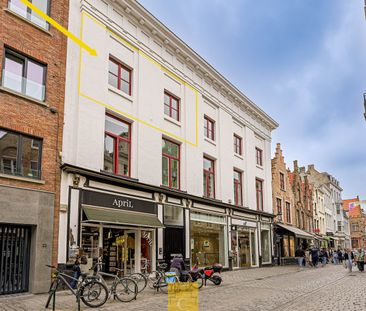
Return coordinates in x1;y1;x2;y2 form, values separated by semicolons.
238;230;250;268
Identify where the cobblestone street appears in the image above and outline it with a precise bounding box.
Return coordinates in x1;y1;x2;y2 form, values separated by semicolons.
0;264;365;311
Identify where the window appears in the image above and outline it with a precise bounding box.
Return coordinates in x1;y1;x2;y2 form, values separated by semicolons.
256;179;263;211
203;157;215;198
164;92;180;121
0;129;42;179
255;148;263;166
104;114;131;177
233;134;242;155
337;221;342;232
204;116;215;141
8;0;50;29
108;57;132;95
286;202;291;224
280;172;285;190
233;170;243;206
352;224;359;232
162;139;180;189
276;198;282;215
2;49;46;101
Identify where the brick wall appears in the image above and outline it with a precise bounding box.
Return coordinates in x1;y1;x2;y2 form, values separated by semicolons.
0;0;69;266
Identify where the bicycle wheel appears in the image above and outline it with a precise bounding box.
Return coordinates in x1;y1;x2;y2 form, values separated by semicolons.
159;276;179;294
191;274;204;289
147;271;162;289
45;279;58;308
130;273;147;293
114;277;138;302
79;279;108;308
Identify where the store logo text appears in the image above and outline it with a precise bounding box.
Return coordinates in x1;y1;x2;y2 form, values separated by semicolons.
112;199;134;209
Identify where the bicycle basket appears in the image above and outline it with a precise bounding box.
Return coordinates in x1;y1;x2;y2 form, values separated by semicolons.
165;272;177;283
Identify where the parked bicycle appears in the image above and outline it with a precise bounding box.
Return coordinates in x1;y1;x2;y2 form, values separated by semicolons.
146;263;168;289
45;264;108;311
92;262;138;302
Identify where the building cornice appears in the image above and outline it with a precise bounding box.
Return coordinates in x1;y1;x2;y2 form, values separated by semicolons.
107;0;278;131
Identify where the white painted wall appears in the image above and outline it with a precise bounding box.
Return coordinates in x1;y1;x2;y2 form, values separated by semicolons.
61;0;276;215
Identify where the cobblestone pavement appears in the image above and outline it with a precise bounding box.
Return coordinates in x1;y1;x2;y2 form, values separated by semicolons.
0;264;365;311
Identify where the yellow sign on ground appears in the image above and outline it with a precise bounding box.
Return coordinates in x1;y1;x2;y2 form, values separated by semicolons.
168;283;198;311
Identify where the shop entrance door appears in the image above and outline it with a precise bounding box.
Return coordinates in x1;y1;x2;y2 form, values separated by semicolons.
238;231;251;268
164;227;184;267
116;231;135;275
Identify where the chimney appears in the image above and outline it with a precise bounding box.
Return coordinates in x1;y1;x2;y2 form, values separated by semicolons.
308;164;315;171
299;166;305;173
293;160;298;170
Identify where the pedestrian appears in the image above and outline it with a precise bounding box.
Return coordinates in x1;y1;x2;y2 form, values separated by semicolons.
356;248;365;272
295;246;305;267
332;250;338;265
338;249;343;264
305;248;311;267
319;248;327;267
310;246;319;267
344;249;354;273
71;255;81;289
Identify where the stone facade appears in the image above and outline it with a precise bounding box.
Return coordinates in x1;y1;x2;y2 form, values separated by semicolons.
0;0;68;293
344;197;366;249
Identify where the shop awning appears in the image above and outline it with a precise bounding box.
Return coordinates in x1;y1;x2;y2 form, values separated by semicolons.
276;223;313;240
82;206;164;228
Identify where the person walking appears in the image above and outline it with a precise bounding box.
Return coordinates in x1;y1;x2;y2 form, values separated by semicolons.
332;250;338;265
356;248;365;272
71;256;81;289
319;248;327;267
344;249;354;273
304;248;311;267
295;246;305;267
338;249;343;264
310;246;319;267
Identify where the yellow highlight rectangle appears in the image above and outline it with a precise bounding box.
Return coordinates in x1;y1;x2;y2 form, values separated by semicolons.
168;283;199;311
79;11;199;147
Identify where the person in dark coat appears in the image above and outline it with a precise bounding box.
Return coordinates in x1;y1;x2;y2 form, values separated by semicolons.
310;246;319;267
344;249;354;273
170;254;186;278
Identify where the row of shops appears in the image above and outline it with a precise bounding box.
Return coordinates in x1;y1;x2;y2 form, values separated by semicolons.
58;164;274;274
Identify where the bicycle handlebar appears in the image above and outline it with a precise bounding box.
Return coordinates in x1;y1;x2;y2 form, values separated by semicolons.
46;264;57;269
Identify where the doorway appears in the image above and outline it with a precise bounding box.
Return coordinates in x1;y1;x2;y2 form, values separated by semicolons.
164;227;184;267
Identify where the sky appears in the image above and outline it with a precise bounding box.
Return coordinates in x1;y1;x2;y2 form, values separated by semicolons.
138;0;366;199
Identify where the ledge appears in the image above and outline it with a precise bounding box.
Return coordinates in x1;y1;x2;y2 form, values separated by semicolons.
256;165;264;170
204;137;216;146
0;86;48;108
234;153;244;160
0;173;45;184
108;85;133;102
4;8;52;36
164;115;181;127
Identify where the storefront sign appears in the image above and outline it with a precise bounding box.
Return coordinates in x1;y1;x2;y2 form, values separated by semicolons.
232;218;257;228
81;189;156;214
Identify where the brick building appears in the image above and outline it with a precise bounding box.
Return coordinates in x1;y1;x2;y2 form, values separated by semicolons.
344;197;366;249
0;0;68;294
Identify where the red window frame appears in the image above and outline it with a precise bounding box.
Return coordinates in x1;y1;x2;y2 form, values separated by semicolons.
256;147;263;166
164;91;180;121
280;172;285;190
256;178;263;211
234;134;242;155
204;116;215;141
203;157;215;198
162;138;180;189
104;114;131;177
109;57;132;95
234;169;243;206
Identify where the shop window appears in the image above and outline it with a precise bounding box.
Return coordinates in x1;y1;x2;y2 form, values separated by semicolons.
8;0;50;29
204;116;215;141
233;169;243;206
256;179;263;211
104;114;131;177
108;57;132;95
162;139;180;189
80;226;100;267
203;157;215;198
289;236;295;257
282;235;289;257
164;204;183;226
2;49;46;101
233;134;242;155
261;230;270;263
255;147;263;166
164;92;180;121
190;220;226;267
0;128;42;179
250;229;257;266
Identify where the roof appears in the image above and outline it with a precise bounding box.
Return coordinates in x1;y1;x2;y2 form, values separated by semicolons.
343;198;359;212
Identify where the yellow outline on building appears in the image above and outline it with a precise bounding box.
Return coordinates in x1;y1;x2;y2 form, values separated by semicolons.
79;11;199;147
19;0;97;56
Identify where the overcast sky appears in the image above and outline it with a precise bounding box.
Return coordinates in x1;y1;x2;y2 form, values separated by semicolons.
139;0;366;199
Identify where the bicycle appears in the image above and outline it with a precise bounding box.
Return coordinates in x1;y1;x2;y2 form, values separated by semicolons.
129;272;148;293
152;267;180;294
92;262;138;302
45;265;108;311
146;263;168;289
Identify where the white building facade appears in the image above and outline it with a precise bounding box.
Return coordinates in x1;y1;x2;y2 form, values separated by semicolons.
58;0;278;273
